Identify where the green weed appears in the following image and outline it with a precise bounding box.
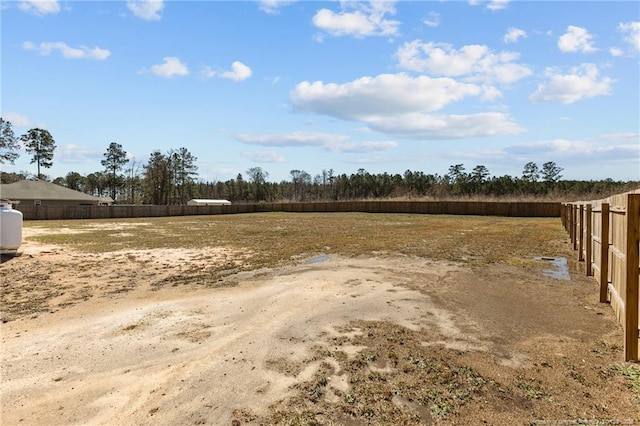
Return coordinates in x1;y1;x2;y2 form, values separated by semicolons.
610;363;640;396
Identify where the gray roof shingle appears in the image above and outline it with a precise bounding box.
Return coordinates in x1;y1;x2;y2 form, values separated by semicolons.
0;179;113;203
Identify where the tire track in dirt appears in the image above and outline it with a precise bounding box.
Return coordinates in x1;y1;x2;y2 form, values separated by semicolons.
1;256;471;425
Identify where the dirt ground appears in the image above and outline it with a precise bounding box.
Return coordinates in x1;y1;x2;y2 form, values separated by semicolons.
1;219;639;425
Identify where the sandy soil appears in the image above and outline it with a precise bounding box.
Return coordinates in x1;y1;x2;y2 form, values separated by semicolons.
1;227;639;425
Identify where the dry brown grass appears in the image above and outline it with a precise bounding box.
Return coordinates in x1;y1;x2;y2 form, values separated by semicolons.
25;212;565;269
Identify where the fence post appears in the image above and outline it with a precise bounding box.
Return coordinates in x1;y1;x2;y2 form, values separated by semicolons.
571;204;578;250
600;203;610;303
624;194;639;361
578;204;585;261
586;204;593;276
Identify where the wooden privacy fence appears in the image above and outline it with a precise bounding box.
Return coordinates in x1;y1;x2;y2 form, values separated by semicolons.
562;190;640;361
16;200;560;221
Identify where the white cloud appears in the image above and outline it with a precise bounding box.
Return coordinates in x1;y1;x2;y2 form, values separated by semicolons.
236;131;349;147
258;0;296;14
220;61;252;82
365;112;524;140
202;63;253;81
150;57;189;78
504;27;526;43
312;1;399;38
313;33;325;43
597;132;640;142
395;41;532;84
479;85;503;101
558;25;597;53
506;139;589;155
2;112;31;128
290;72;526;141
327;140;398;153
468;0;510;11
529;64;614;104
235;131;397;153
57;144;102;164
18;0;60;16
200;66;217;79
291;73;484;120
422;11;440;28
242;150;286;163
127;0;164;21
618;21;640;51
505;138;640;164
22;41;110;60
609;47;623;57
487;0;510;11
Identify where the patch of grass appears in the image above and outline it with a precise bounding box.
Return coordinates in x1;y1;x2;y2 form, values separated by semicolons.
362;352;377;363
454;365;486;390
517;376;545;400
426;389;452;418
10;213;565;320
344;393;356;404
306;375;328;403
248;321;491;424
24;213;565;269
403;356;430;373
263;410;320;426
505;256;546;269
610;363;640;396
592;340;623;357
565;361;590;387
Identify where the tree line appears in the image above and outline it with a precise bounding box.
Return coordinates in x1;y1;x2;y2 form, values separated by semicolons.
1;117;635;204
191;165;632;203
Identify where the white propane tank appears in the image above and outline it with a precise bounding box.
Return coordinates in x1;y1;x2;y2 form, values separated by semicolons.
0;199;23;254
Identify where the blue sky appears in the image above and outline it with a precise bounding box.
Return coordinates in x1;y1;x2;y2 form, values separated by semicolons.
2;0;639;183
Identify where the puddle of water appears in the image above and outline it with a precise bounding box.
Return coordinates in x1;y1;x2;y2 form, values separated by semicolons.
308;255;331;264
535;257;570;280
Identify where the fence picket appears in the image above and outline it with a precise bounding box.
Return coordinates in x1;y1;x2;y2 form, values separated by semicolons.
586;204;592;276
600;203;610;303
624;194;639;361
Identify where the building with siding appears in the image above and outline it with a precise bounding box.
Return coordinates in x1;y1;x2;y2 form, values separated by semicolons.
186;199;231;206
0;179;113;207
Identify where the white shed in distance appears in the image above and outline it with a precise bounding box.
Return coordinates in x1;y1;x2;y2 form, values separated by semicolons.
187;199;232;206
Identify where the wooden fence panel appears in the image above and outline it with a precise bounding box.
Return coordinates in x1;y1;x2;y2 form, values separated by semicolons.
565;191;640;361
17;201;561;220
610;204;627;329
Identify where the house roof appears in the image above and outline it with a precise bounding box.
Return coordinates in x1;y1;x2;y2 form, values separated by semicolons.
0;179;114;203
